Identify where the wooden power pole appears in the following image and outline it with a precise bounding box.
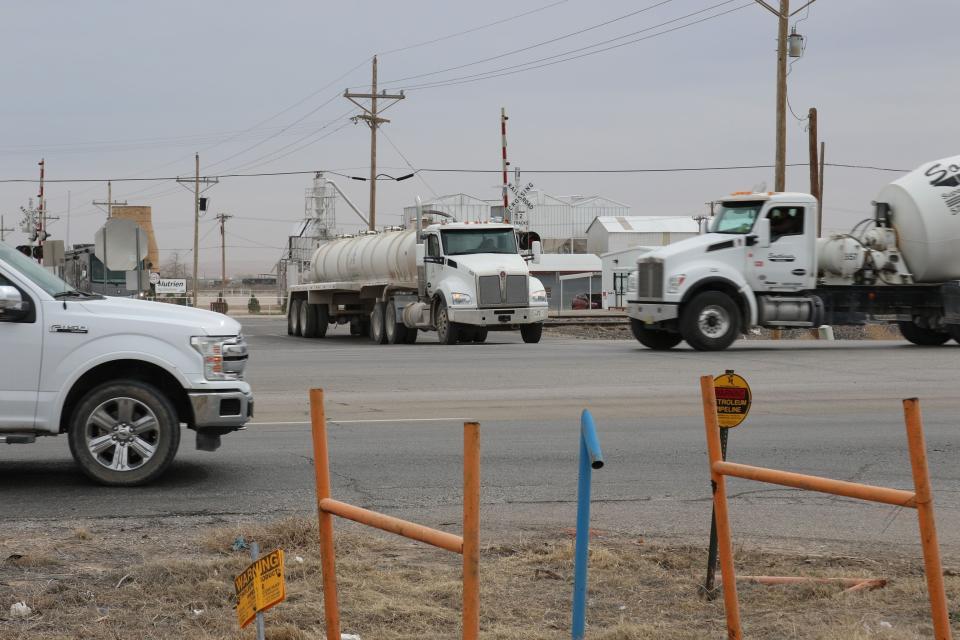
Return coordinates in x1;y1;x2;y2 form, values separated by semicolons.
216;213;232;295
807;107;820;234
344;56;405;231
176;153;218;307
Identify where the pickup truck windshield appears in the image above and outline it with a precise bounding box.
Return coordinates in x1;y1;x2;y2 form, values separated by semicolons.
441;229;518;255
711;201;765;234
0;243;76;296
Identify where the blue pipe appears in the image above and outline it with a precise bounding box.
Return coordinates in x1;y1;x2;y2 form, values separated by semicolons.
572;409;604;640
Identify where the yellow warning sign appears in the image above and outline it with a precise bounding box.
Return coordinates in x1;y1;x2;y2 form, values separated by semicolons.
234;549;286;628
714;371;751;428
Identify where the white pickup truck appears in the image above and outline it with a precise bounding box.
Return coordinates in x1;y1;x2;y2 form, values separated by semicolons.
0;243;253;486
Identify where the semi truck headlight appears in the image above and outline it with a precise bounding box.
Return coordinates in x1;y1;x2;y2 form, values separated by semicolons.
191;335;248;381
667;274;686;294
450;292;472;305
530;289;547;303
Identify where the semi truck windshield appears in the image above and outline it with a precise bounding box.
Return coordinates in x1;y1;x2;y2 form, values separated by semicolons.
441;229;518;255
711;201;765;234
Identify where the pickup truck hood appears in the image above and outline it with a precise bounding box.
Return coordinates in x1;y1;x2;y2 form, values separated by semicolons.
450;253;529;275
79;297;241;336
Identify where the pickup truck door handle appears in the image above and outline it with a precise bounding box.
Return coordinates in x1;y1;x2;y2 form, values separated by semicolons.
791;268;806;276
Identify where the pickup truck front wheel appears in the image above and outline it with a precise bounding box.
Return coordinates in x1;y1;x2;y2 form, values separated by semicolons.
68;381;181;486
681;291;740;351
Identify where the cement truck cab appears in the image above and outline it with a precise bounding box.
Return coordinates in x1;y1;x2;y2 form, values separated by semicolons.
628;157;960;351
286;215;548;345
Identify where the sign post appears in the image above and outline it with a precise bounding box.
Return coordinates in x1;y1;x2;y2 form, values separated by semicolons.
234;546;286;633
701;370;751;598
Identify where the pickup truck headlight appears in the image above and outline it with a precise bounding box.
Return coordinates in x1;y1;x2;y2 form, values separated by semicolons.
450;292;472;305
667;274;686;294
530;289;547;304
191;335;248;381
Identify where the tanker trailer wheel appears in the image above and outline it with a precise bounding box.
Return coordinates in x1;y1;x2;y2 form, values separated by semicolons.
384;299;409;345
403;327;418;344
898;319;950;346
370;302;388;344
520;322;543;344
315;304;329;338
300;301;318;338
680;291;740;351
631;319;683;350
435;299;460;345
288;298;303;337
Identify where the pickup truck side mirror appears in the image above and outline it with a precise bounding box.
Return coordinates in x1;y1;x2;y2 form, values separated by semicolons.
0;285;29;321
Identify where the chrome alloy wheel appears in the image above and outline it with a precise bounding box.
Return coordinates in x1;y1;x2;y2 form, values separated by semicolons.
84;397;161;472
697;304;731;338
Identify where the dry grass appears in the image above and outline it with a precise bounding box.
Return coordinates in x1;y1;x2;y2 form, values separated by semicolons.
1;516;958;639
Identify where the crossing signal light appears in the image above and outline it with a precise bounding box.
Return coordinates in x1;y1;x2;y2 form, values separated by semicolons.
32;246;43;260
16;245;31;257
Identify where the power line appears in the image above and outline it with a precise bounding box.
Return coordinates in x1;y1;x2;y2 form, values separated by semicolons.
397;1;752;92
373;0;680;86
378;0;571;56
0;162;911;184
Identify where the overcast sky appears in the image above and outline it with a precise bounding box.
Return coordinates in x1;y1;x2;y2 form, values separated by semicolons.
1;1;957;276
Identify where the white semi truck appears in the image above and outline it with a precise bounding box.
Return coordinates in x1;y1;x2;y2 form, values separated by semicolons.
287;206;548;345
627;154;960;351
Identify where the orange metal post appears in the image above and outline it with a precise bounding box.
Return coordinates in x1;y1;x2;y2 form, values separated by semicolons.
462;422;481;640
310;388;341;640
903;398;952;640
713;461;916;507
319;498;464;553
701;376;742;640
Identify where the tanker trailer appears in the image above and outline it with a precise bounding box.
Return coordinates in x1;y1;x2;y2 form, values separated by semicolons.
626;154;960;350
286;214;549;345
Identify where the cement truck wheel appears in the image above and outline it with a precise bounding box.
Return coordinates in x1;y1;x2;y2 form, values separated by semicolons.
898;320;950;346
384;301;407;345
370;302;387;344
520;322;543;344
681;291;740;351
473;328;488;343
631;319;682;350
300;301;318;338
289;299;303;337
435;300;460;345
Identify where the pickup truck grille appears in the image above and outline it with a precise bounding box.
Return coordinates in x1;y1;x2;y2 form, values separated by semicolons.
478;275;528;307
636;260;663;299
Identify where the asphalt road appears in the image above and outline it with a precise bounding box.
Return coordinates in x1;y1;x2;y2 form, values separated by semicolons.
2;317;959;551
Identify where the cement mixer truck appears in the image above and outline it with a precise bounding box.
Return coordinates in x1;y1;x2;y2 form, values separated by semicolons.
286;209;548;345
627;154;960;350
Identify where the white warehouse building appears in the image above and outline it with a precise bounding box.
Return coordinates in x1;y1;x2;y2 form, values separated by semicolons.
586;216;700;254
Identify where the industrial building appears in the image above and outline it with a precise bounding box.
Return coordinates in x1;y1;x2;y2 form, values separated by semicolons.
585;216;699;254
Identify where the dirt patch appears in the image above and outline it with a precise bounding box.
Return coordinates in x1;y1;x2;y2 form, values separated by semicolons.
1;516;957;639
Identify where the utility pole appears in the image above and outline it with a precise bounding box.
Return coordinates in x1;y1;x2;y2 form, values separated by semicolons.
818;140;825;235
215;213;232;297
501;108;510;217
807;107;821;235
752;0;816;191
344;56;405;231
176;153;218;307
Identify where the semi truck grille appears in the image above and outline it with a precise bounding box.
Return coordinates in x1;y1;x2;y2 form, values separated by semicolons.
477;275;529;307
636;260;663;299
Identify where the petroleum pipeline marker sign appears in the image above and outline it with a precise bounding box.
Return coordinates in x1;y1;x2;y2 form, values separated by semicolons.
234;549;286;628
714;372;751;428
